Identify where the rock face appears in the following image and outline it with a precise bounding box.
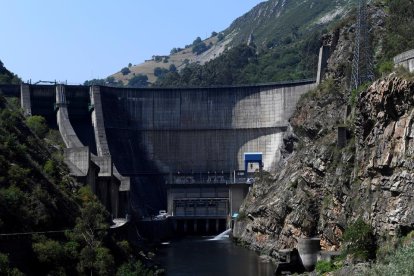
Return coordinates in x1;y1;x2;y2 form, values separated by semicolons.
356;76;414;237
233;6;414;257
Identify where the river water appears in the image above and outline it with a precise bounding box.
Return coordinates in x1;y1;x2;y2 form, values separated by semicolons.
155;232;276;276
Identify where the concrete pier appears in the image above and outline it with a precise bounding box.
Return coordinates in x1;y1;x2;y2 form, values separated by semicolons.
297;238;321;271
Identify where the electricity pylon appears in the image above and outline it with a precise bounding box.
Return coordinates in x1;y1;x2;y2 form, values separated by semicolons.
350;0;374;90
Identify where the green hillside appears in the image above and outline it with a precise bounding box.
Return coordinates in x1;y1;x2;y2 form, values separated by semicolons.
0;69;157;274
225;0;355;48
106;0;357;87
0;60;20;84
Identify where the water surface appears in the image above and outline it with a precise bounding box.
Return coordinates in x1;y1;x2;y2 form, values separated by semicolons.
155;235;275;276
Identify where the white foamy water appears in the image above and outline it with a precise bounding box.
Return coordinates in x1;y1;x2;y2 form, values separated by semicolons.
209;229;231;241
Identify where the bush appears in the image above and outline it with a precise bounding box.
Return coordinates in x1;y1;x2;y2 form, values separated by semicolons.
116;261;153;276
154;67;169;77
128;74;148;88
366;240;414;275
342;218;376;261
315;260;335;274
121;67;131;76
26;115;48;138
377;60;394;75
349;82;369;107
192;41;209;55
0;253;23;275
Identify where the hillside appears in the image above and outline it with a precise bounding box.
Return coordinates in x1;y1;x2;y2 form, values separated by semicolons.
106;0;357;86
0;69;157;274
0;60;20;84
233;0;414;273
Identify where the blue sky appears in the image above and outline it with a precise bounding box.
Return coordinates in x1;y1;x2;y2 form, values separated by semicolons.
0;0;264;84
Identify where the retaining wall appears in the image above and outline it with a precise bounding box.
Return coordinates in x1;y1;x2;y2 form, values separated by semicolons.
394;49;414;72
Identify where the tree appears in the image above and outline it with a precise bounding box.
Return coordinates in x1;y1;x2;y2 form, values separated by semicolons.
0;253;23;275
192;37;202;45
192;42;208;55
217;33;225;41
169;64;177;73
83;79;106;86
69;193;114;275
128;74;148;88
121;67;131;75
26;115;48;138
154;67;169;77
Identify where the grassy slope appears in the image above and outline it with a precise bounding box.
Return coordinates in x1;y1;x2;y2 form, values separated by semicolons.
109;0;356;86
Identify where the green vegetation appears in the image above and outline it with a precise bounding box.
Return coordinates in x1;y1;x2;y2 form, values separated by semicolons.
315;260;335;274
342;218;376;261
26;115;48;138
128;74;149;88
191;36;211;55
116;261;154;276
349;82;370;107
156;44;256;87
0;94;156;274
154;67;169;78
0;253;23;275
0;60;20;84
373;0;414;78
156;26;322;87
121;67;131;75
83;76;124;87
382;0;414;59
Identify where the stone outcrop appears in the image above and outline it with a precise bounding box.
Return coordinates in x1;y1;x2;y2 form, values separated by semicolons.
233;6;414;259
356;76;414;237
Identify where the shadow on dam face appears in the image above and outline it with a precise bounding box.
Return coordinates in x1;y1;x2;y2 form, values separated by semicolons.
65;85;97;155
12;80;314;218
99;83;311;215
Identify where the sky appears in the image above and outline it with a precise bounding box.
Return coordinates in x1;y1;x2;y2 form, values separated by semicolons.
0;0;264;84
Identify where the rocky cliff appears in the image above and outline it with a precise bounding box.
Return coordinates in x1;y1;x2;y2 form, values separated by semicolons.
232;6;414;257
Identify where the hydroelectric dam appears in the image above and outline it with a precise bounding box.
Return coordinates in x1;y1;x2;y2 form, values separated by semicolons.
0;48;326;234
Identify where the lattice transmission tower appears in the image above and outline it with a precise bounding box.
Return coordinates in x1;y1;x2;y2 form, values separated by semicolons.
350;0;374;90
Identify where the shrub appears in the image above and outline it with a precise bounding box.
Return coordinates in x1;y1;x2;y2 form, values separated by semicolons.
342;218;375;261
0;253;23;275
154;67;169;77
315;260;335;274
121;67;130;76
128;74;148;88
377;60;394;75
366;240;414;275
26;115;48;138
116;260;153;276
349;82;369;107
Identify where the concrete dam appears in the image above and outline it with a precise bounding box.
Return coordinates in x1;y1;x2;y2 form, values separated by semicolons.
1;80;316;223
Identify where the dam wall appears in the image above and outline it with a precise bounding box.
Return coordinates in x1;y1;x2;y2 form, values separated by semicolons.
1;81;316;216
394;49;414;72
99;81;316;174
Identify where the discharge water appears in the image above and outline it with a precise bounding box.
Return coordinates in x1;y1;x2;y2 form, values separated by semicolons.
155;230;276;275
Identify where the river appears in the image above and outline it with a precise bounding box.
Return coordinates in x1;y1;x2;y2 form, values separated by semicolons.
155;231;276;276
